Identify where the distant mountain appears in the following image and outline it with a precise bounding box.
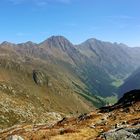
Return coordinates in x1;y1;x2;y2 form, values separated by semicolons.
77;38;140;79
119;67;140;97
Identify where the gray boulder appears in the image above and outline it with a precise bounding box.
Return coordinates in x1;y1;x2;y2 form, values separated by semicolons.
7;135;24;140
103;127;140;140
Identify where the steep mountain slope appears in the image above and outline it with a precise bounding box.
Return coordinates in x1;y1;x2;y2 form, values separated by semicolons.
119;67;140;97
16;36;117;97
39;36;118;97
1;90;140;140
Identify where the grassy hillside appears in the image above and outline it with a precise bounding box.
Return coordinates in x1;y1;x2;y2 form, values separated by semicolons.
0;54;104;128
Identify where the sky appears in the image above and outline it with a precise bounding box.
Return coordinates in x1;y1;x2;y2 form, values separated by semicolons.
0;0;140;46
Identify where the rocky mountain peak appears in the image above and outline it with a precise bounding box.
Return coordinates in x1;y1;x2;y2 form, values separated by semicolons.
86;38;98;42
47;35;71;43
80;38;99;46
0;41;16;47
39;35;73;51
17;41;37;47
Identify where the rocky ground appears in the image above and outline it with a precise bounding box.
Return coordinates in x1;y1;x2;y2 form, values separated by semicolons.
0;90;140;140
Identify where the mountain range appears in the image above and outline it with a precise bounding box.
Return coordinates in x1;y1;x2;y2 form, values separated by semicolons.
0;35;140;128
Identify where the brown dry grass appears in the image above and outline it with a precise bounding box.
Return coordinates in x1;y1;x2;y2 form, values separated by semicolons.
0;101;140;140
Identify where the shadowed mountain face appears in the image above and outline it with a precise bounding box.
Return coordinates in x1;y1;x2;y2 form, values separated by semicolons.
0;36;140;128
119;67;140;97
100;89;140;112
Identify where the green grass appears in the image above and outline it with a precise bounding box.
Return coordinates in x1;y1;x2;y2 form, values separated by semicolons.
104;95;118;105
111;79;124;87
72;82;106;108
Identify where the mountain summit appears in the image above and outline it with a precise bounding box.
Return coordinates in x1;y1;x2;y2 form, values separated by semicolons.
40;36;73;51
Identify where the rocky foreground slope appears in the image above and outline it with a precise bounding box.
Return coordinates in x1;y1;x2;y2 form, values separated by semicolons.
0;90;140;140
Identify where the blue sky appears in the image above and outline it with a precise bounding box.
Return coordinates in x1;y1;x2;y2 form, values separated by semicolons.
0;0;140;46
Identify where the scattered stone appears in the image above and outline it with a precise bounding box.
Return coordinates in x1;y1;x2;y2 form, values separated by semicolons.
123;107;130;113
121;121;127;125
89;124;96;129
77;113;92;122
57;117;67;125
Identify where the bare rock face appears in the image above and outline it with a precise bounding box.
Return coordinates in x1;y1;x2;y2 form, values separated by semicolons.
33;70;49;86
103;127;140;140
40;36;73;51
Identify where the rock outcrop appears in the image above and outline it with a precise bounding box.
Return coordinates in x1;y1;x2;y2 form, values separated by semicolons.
103;126;140;140
33;70;49;86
